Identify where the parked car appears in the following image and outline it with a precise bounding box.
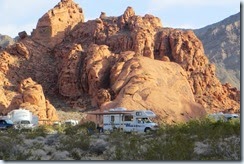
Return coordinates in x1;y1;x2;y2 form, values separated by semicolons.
64;120;79;126
14;120;36;131
208;112;239;121
0;119;14;130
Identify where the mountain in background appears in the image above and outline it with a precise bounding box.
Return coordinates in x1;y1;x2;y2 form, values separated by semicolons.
194;12;240;89
0;34;15;48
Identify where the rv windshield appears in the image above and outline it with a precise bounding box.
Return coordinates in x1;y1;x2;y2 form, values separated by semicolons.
142;118;152;123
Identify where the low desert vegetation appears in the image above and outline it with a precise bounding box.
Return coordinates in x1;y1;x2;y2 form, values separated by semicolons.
0;117;240;160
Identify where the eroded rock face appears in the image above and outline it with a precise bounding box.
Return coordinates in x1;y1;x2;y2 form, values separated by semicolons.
31;0;84;48
54;5;239;122
8;78;59;123
0;51;18;113
57;44;84;97
154;29;240;113
101;53;206;123
83;44;116;106
0;87;9;113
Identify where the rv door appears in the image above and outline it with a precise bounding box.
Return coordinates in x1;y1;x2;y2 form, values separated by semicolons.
122;114;134;132
135;118;146;132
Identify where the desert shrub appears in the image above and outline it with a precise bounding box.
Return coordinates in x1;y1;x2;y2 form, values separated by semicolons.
105;132;149;160
58;133;90;151
193;135;240;160
105;117;240;160
158;117;240;140
63;121;97;135
25;125;54;139
0;133;32;160
80;121;96;130
53;124;66;134
64;125;81;135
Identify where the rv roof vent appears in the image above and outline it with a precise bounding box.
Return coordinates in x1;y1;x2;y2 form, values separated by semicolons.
114;107;127;111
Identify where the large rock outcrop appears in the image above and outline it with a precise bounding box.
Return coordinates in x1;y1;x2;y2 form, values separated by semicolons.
102;51;206;123
55;6;239;115
31;0;84;48
56;44;84;97
8;78;58;123
154;29;239;113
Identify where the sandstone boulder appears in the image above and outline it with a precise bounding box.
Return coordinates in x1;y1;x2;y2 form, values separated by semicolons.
9;78;58;123
101;55;206;123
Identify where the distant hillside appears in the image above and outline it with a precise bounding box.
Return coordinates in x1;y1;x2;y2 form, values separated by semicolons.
194;12;240;89
0;34;15;48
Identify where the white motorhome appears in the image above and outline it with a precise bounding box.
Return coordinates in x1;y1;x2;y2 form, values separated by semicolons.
7;108;39;130
88;107;159;133
208;112;239;121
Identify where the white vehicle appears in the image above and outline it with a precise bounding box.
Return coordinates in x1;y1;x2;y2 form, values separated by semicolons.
208;112;239;121
6;108;39;129
64;119;79;126
88;107;159;133
14;120;36;130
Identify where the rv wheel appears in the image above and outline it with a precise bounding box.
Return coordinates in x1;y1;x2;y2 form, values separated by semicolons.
144;127;151;133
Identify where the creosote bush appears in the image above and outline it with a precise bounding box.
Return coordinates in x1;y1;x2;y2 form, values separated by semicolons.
103;117;240;160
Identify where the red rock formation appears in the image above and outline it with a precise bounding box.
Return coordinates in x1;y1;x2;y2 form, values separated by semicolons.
83;44;116;106
154;29;240;113
0;51;18;113
31;0;84;48
0;0;86;123
0;87;9;112
103;52;206;123
0;0;239;124
53;4;239;122
9;78;58;123
57;44;84;97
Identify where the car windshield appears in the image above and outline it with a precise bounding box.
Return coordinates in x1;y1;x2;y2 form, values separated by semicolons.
5;119;13;124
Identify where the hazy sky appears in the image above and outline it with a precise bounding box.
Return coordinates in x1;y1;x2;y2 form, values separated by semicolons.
0;0;240;38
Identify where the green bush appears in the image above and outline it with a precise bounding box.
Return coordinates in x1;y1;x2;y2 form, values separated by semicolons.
58;133;90;151
25;125;54;139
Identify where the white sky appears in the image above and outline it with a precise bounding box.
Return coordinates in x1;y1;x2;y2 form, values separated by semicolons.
0;0;241;38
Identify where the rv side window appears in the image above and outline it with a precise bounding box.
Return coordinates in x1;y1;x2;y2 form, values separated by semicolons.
124;115;133;121
111;116;115;122
136;112;142;116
